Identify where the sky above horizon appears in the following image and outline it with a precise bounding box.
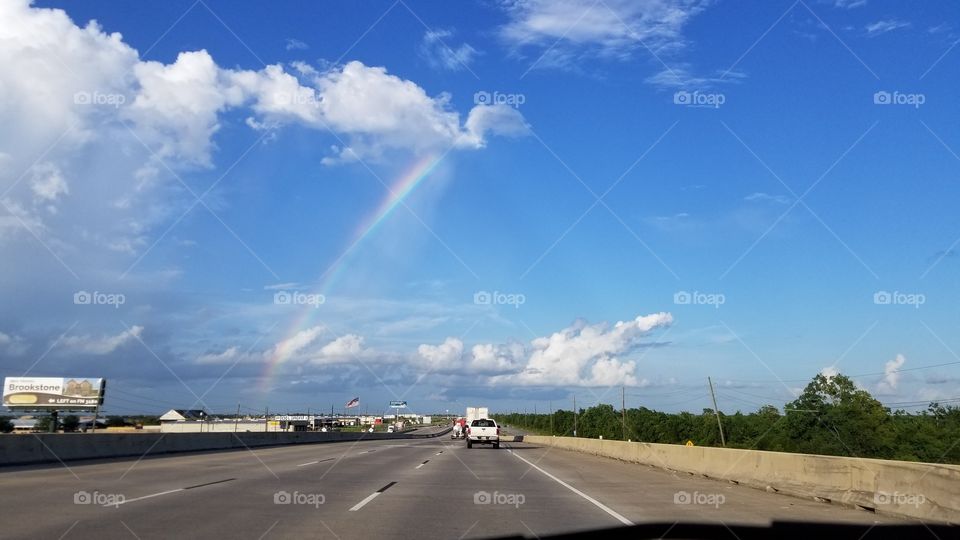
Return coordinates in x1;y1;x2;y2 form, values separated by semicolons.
2;0;960;417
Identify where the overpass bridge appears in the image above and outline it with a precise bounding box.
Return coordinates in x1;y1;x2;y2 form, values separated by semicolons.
0;428;954;539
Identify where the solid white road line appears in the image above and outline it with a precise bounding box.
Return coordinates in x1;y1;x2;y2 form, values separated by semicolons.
508;450;634;526
349;492;381;511
297;460;319;467
107;489;184;507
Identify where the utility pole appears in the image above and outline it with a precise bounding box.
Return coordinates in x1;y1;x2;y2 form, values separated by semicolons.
573;395;577;437
621;386;626;441
235;403;240;433
265;406;269;433
549;400;553;435
708;377;725;447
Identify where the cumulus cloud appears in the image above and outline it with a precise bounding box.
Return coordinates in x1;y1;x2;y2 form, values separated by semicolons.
413;339;526;375
506;312;673;386
499;0;710;68
61;325;143;355
834;0;866;8
318;334;365;359
308;62;529;163
415;312;672;385
416;337;465;372
266;326;324;364
0;0;529;274
876;353;906;394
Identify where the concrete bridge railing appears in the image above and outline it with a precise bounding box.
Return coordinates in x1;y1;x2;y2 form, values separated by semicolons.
0;427;452;467
522;435;960;523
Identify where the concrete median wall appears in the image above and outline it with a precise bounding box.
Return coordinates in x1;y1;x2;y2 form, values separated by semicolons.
0;428;451;467
524;435;960;523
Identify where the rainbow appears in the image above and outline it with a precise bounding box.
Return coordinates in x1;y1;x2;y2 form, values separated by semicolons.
259;153;444;391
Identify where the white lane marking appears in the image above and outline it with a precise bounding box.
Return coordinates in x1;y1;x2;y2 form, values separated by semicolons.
349;491;381;511
107;488;184;507
415;463;425;469
297;460;319;467
508;449;634;526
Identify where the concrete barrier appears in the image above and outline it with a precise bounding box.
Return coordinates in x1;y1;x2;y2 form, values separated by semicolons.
524;435;960;523
0;427;451;467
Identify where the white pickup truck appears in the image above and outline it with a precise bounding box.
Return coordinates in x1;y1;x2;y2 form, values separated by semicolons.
465;418;500;449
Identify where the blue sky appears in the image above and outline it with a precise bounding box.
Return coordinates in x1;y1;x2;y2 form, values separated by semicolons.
2;0;960;416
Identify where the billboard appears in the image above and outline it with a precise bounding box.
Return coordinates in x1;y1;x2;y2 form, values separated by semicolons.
3;377;105;409
389;400;407;408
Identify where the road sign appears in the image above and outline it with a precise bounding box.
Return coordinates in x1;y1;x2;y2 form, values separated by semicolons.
389;400;407;408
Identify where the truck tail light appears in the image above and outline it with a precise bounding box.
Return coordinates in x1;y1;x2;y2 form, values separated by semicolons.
466;427;471;435
496;427;500;435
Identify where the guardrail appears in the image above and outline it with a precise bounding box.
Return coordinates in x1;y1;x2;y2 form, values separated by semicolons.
0;427;453;467
523;435;960;523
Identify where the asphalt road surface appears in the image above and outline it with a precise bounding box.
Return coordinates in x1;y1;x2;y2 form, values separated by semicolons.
1;430;910;539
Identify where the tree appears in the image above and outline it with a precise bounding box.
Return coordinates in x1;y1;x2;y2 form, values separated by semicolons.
0;417;12;433
62;415;80;432
783;373;893;458
35;416;52;432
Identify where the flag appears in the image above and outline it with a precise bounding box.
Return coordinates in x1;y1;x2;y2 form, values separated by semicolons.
344;397;359;409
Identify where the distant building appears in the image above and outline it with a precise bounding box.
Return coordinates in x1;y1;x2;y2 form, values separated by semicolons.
159;409;208;422
78;416;107;430
11;418;37;432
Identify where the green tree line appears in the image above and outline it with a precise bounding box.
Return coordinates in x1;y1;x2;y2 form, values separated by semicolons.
494;374;960;464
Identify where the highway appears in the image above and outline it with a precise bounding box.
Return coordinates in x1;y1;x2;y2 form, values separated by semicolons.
1;428;909;539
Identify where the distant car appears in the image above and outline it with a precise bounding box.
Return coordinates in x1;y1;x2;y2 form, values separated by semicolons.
387;426;395;433
466;418;499;449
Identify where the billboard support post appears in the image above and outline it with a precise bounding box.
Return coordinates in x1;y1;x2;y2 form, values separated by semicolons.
49;410;58;433
91;401;100;433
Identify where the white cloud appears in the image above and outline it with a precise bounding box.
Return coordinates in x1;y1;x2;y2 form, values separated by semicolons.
285;38;308;51
263;282;300;290
469;342;525;374
0;331;28;356
62;325;143;355
744;192;791;205
876;353;906;394
265;326;324;364
420;29;479;71
416;337;464;372
196;346;239;364
645;64;746;89
318;334;365;358
309;62;529;163
866;19;910;37
499;0;710;69
28;163;69;203
126;50;245;166
512;312;672;386
474;312;674;386
834;0;866;8
0;0;529;293
820;365;840;379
